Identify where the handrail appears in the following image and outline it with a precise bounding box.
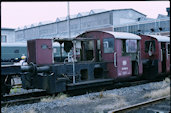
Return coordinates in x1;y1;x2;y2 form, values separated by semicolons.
137;51;140;65
114;52;117;67
161;49;163;62
166;48;168;60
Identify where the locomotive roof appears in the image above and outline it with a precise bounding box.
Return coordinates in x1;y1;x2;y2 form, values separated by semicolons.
104;31;141;40
147;35;170;42
53;37;96;42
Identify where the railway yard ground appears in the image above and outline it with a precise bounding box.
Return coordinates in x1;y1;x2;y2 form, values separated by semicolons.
1;77;171;113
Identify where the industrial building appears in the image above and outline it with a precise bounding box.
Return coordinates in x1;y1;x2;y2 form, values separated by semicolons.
114;8;170;36
114;16;170;36
15;8;147;42
1;28;15;43
2;8;170;42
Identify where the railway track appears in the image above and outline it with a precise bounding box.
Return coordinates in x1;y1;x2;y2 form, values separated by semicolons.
1;77;164;107
1;96;45;107
107;95;170;113
1;90;47;107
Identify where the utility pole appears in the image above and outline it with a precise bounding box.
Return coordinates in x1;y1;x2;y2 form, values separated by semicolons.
67;2;71;38
67;2;76;84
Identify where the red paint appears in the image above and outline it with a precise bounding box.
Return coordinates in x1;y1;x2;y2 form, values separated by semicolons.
139;35;159;60
158;43;162;73
139;35;170;74
27;39;53;65
117;56;132;77
166;52;170;73
77;31;142;78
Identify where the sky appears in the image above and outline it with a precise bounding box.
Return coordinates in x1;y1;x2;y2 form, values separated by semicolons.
1;1;170;29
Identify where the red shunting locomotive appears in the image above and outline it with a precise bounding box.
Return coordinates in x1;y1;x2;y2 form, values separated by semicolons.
19;30;170;94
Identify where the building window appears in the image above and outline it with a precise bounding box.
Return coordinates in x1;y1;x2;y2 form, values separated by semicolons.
1;35;7;42
103;38;114;53
145;41;155;53
14;49;19;53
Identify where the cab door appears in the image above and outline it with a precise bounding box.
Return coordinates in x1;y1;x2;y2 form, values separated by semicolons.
102;38;132;78
114;39;132;77
102;38;116;78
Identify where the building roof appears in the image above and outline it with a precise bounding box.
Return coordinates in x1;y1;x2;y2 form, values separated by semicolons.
157;14;169;19
89;9;106;14
148;35;170;42
1;28;15;30
138;17;155;22
111;8;146;17
67;8;146;20
57;9;106;21
16;8;146;31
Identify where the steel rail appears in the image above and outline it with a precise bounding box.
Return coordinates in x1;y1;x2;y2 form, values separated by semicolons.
1;90;46;107
1;96;44;107
107;95;170;113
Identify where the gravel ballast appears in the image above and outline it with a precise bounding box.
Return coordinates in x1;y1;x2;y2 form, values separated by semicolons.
2;78;170;113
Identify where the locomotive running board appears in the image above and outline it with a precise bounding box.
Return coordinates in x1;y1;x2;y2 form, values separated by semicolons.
67;78;114;90
1;65;22;75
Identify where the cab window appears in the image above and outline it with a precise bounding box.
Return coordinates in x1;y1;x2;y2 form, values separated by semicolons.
126;40;137;53
145;41;155;53
103;38;114;53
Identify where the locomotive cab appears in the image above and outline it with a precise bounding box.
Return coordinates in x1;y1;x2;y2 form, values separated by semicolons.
139;35;170;79
21;37;108;93
77;31;143;79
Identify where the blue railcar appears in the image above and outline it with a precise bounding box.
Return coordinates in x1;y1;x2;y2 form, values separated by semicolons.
1;43;27;62
1;42;68;63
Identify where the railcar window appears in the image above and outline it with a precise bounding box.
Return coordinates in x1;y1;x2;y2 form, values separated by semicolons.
126;40;137;53
103;38;114;53
145;41;155;53
14;49;19;53
168;44;170;55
